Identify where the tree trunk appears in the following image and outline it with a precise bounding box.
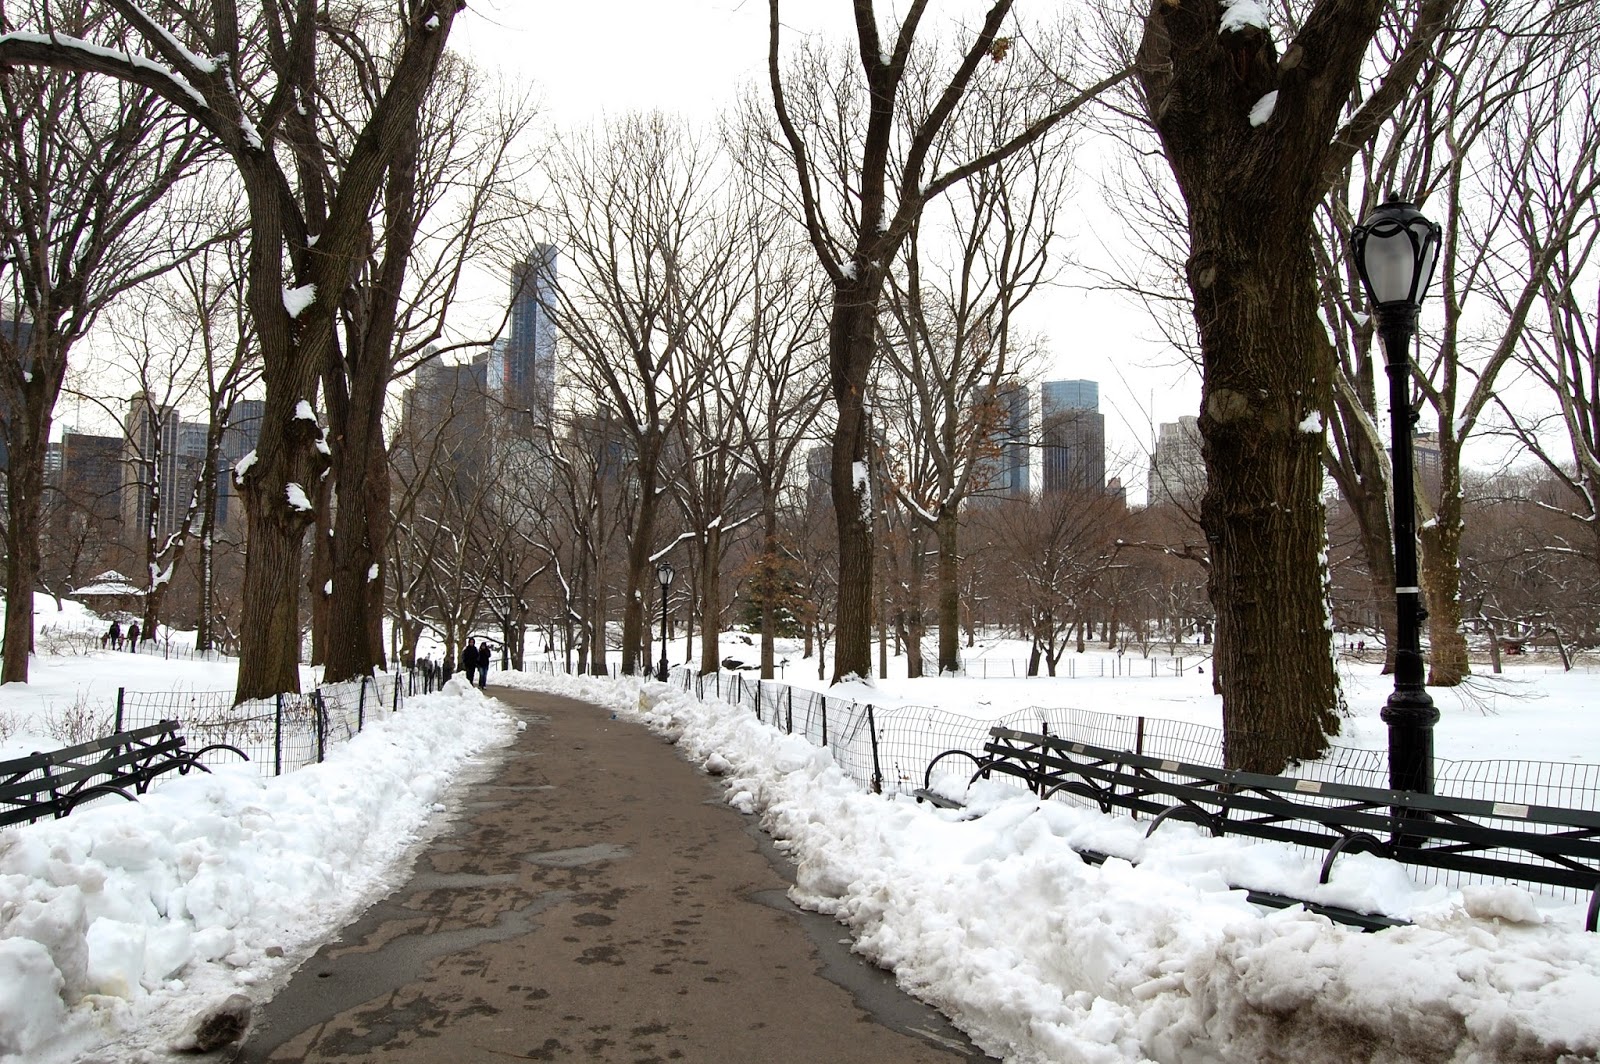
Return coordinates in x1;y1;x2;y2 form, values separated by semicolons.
232;326;329;700
1195;251;1343;771
1;403;47;681
322;373;391;682
308;477;334;667
935;507;960;674
699;526;723;676
829;291;878;682
1137;0;1385;770
1419;504;1469;686
759;510;778;680
1353;483;1402;674
620;445;662;677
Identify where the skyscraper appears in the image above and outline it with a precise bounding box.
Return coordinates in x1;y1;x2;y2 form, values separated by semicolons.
974;381;1030;499
1148;415;1206;507
501;245;558;413
1041;379;1106;493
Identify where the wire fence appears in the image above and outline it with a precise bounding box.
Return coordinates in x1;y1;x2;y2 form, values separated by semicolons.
676;669;1600;905
115;672;413;778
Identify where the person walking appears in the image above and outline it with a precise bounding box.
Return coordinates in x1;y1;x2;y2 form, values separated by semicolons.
476;643;490;688
127;621;141;650
105;621;122;650
462;639;480;688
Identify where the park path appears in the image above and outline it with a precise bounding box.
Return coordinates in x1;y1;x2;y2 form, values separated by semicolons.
232;686;988;1063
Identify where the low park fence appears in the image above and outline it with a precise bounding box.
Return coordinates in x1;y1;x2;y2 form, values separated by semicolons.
676;669;1600;911
114;671;411;778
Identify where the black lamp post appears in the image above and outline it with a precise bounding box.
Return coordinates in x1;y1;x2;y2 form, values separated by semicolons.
1351;193;1442;808
656;561;674;682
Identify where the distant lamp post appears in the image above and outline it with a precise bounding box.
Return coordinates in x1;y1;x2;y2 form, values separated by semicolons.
1351;193;1442;808
656;562;675;682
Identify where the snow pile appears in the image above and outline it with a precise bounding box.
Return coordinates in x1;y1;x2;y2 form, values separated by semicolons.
496;670;1600;1064
0;679;512;1063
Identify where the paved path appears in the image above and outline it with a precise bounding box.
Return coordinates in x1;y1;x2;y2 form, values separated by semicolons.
234;687;988;1063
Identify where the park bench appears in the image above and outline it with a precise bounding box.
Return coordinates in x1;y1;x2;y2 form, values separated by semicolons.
915;725;1600;932
0;721;249;828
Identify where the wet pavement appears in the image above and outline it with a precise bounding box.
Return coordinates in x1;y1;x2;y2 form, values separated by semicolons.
231;686;990;1063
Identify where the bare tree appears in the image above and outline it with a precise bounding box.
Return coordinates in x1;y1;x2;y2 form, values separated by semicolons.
717;194;829;680
0;0;209;681
1;0;467;700
316;46;537;683
542;113;734;676
878;124;1064;674
766;0;1127;682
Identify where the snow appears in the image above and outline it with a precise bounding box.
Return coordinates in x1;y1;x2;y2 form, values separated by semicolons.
1298;410;1323;433
1;599;514;1061
282;284;316;319
5;610;1600;1062
1219;0;1270;33
366;564;379;582
293;401;316;422
125;4;219;73
0;31;209;109
1249;90;1278;127
231;450;256;482
284;483;312;512
493;663;1600;1063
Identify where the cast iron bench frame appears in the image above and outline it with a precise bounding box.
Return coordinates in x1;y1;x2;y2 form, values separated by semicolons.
0;721;248;827
916;725;1600;932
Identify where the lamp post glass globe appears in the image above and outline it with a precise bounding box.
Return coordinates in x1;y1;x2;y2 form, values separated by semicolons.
657;562;675;588
1352;195;1441;338
1350;193;1442;811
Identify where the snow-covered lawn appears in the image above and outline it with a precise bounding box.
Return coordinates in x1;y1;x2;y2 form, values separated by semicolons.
3;603;1598;1062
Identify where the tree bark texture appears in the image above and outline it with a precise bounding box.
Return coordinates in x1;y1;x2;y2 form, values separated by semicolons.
1138;0;1385;769
1;383;50;681
699;526;724;676
936;507;961;674
828;289;879;682
1419;508;1469;686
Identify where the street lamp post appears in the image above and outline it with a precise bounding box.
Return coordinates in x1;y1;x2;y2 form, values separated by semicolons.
656;562;675;682
1351;193;1442;812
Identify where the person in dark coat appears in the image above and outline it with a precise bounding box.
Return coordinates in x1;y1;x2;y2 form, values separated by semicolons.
105;621;122;650
127;621;141;650
462;639;480;688
477;644;490;688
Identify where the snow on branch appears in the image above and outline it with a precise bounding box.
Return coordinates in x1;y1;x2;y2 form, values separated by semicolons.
120;1;219;73
0;30;208;109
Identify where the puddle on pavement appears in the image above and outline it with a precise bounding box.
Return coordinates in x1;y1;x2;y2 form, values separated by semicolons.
522;843;631;867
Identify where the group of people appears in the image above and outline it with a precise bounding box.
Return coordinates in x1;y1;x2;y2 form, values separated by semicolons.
458;638;493;688
101;620;143;651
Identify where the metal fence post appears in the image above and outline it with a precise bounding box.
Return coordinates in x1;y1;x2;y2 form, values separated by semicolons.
785;688;793;734
821;695;828;747
394;674;402;712
314;692;327;764
115;687;125;733
358;677;367;731
274;693;284;777
866;705;884;794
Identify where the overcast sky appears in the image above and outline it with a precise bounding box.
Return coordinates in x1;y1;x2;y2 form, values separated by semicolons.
453;1;1203;493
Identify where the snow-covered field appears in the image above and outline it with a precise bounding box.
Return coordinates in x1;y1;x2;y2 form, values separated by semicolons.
3;600;1599;1062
